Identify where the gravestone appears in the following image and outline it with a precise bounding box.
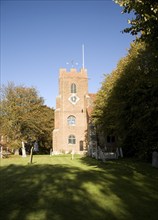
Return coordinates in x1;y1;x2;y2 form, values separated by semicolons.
33;141;39;152
119;147;123;158
0;146;3;158
14;149;19;155
29;146;34;164
21;141;26;157
152;151;158;168
50;148;53;156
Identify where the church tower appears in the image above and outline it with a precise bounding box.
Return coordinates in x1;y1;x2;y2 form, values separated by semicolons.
53;67;89;153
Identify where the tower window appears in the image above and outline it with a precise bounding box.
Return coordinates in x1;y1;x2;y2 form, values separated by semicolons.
71;83;76;93
67;115;76;125
68;135;76;144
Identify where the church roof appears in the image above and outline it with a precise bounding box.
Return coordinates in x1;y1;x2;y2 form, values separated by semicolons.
86;93;96;117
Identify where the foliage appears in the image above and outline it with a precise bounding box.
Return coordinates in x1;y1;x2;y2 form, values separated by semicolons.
115;0;158;47
0;82;54;150
92;1;158;160
92;67;123;134
92;42;158;160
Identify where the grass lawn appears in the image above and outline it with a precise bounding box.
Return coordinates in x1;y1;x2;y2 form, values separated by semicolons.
0;155;158;220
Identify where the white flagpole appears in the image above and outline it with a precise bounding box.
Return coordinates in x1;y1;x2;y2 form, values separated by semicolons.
82;44;85;69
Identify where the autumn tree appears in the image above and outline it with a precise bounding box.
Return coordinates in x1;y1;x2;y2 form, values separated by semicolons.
0;83;54;151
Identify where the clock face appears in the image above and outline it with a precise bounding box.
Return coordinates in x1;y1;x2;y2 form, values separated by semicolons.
68;94;79;104
71;96;77;102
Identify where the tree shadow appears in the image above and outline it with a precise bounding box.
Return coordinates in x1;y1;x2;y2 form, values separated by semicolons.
0;157;158;220
80;157;158;220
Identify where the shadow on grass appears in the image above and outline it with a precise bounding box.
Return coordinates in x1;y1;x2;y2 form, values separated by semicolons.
80;157;158;218
0;157;158;220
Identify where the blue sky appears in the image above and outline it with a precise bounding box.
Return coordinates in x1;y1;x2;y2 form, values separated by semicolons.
1;0;135;108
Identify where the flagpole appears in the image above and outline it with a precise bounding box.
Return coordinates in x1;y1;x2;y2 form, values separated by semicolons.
82;44;85;69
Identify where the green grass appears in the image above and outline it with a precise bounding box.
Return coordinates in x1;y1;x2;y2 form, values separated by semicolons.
0;155;158;220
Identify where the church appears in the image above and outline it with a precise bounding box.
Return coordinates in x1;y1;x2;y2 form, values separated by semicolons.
52;67;96;154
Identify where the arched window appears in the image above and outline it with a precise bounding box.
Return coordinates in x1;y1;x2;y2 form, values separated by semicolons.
68;135;76;144
67;115;76;125
71;83;76;93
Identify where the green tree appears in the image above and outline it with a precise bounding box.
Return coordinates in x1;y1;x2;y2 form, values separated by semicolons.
92;42;158;160
0;82;54;150
92;1;158;160
115;0;158;46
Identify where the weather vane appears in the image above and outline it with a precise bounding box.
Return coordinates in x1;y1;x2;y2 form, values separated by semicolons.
66;44;85;69
66;60;78;68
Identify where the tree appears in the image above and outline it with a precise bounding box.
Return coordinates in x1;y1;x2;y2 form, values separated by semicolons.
91;1;158;160
36;105;54;151
0;82;54;150
92;41;158;160
115;0;158;47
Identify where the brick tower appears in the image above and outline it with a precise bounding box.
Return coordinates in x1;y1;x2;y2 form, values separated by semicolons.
53;67;90;154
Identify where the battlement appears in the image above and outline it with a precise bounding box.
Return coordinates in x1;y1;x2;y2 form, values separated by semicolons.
59;68;87;78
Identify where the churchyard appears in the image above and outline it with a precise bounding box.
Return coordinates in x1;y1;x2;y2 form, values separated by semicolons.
0;155;158;220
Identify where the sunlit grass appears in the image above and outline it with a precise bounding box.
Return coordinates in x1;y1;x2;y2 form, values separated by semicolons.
0;155;158;220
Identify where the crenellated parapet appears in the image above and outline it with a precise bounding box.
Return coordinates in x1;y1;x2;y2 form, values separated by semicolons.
59;68;87;78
